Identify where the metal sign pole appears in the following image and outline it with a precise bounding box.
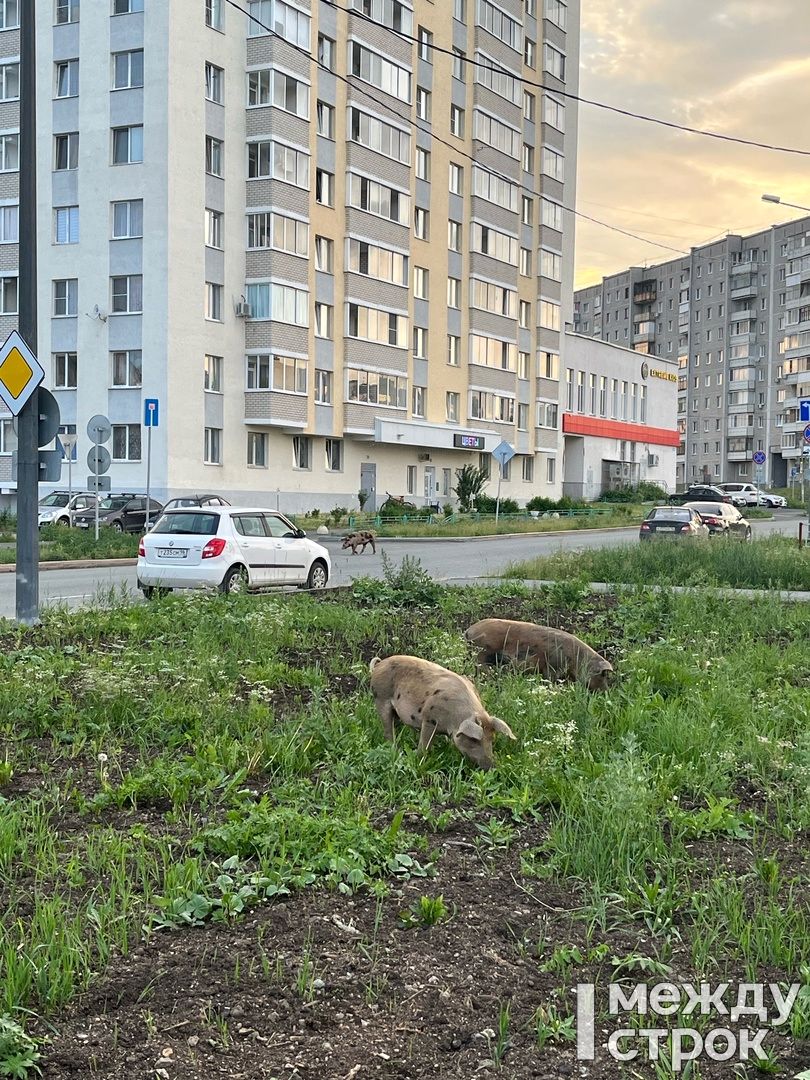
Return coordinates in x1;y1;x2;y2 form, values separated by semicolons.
145;423;152;530
495;464;502;525
15;0;38;625
94;446;100;542
67;445;72;522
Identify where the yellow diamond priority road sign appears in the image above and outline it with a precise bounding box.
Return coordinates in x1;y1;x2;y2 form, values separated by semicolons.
0;330;44;415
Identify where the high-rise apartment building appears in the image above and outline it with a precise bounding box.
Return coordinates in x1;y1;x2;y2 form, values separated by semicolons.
574;216;810;489
0;0;581;512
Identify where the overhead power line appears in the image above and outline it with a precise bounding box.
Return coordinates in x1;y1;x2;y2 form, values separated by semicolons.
336;1;810;158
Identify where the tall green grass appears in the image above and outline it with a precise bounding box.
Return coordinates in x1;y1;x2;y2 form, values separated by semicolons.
502;536;810;590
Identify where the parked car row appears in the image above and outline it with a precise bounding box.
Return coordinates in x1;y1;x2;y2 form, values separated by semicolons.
640;502;753;542
38;492;231;529
669;483;786;509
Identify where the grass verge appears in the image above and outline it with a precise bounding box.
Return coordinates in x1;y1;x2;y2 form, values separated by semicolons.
502;535;810;591
0;576;807;1076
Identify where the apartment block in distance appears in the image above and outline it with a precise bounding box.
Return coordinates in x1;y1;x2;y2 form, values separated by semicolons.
0;0;581;513
574;215;810;490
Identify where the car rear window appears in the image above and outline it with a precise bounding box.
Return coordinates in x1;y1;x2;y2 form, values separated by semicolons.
151;512;220;535
688;503;722;514
651;507;690;521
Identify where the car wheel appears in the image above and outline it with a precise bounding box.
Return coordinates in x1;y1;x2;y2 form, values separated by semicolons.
220;565;249;595
304;560;328;590
110;520;123;532
142;586;172;600
56;516;69;526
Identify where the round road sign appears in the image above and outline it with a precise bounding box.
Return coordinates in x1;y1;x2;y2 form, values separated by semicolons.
803;422;810;445
753;451;766;466
87;414;112;444
87;445;111;475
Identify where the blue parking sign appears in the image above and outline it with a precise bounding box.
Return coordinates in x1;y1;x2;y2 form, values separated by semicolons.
144;398;159;428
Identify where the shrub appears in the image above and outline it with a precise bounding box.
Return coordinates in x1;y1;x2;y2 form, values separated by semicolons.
526;495;587;513
379;495;418;519
599;484;668;504
473;494;519;515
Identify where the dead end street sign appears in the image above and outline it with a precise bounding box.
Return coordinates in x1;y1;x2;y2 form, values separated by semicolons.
0;330;45;415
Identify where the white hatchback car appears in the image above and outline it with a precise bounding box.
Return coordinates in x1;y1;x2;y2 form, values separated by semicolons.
137;507;330;597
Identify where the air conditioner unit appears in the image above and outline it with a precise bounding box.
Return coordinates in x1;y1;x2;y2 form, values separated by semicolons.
235;301;252;318
621;463;632;480
417;453;431;462
609;464;623;480
647;453;660;467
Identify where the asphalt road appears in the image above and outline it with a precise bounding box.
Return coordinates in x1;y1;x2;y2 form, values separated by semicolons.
0;512;804;620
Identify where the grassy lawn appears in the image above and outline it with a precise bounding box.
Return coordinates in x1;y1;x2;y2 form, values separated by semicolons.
0;526;139;564
0;570;808;1077
502;535;810;592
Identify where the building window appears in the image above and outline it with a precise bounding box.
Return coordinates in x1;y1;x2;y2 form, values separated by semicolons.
205;207;223;248
521;195;533;225
522;455;533;481
112;424;141;461
54;59;77;99
541;147;564;182
519;300;531;328
0;132;17;172
544;0;567;28
112;49;144;90
112;199;143;238
413;326;428;359
247;211;308;255
412;385;425;417
54;132;78;170
543;95;565;130
53;278;76;317
546;457;556;484
314;235;334;272
518;351;529;379
314;369;332;404
246;283;309;326
348;173;409;223
205;282;223;321
248;140;310;186
541;249;562;281
414;207;429;240
0;204;17;243
348;106;411;164
348;239;408;284
247;69;309;116
522;143;534;173
443;334;460;367
204;353;222;393
449;162;463;195
536;401;558;428
205;61;224;103
316;100;335;138
113;0;144;12
452;47;465;80
523;91;535;121
317;34;335;70
447;277;461;308
524;38;535;68
0;0;19;28
418;25;433;62
292;435;311;470
270;354;307;394
539;300;561;331
54;206;79;244
112;125;143;164
111;274;143;314
206;135;223;176
53;352;77;389
415;147;430;181
449;104;464;137
247;431;267;467
350;41;411;102
413;266;429;299
111;349;142;388
325;438;343;472
204;427;222;465
206;0;224;29
246;354;270;390
314;302;333;338
249;0;310;46
446;392;459;423
448;220;461;251
520;248;532;276
406;464;417;496
56;0;79;24
543;43;566;80
416;86;431;122
348;303;407;348
315;169;335;206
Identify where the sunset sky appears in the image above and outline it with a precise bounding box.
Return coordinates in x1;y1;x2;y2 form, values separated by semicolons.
574;0;810;288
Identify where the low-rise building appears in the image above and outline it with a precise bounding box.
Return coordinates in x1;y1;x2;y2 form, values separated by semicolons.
561;333;678;500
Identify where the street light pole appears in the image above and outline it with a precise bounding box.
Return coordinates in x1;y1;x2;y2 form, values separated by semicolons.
15;0;39;625
761;194;810;214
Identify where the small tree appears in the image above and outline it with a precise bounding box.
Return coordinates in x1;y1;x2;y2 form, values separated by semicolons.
358;489;370;511
453;464;489;512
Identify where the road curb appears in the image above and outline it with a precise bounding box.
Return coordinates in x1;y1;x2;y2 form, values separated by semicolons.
0;558;138;574
319;524;640;544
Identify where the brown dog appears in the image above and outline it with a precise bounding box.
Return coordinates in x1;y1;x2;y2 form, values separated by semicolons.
369;655;515;770
465;619;613;691
342;531;377;554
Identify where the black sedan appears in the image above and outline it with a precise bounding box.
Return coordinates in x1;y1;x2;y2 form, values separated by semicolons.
640;506;710;540
669;484;733;506
73;494;164;533
684;501;752;540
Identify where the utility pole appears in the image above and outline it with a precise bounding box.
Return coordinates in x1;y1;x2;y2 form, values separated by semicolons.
15;0;38;624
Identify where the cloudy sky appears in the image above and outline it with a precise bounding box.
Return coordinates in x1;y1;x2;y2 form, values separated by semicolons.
574;0;810;287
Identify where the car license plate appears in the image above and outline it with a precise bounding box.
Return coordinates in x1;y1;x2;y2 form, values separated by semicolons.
656;526;676;532
158;547;187;559
76;522;88;528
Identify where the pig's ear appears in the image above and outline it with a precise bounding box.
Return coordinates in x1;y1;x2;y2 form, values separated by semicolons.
490;716;516;741
457;718;484;742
